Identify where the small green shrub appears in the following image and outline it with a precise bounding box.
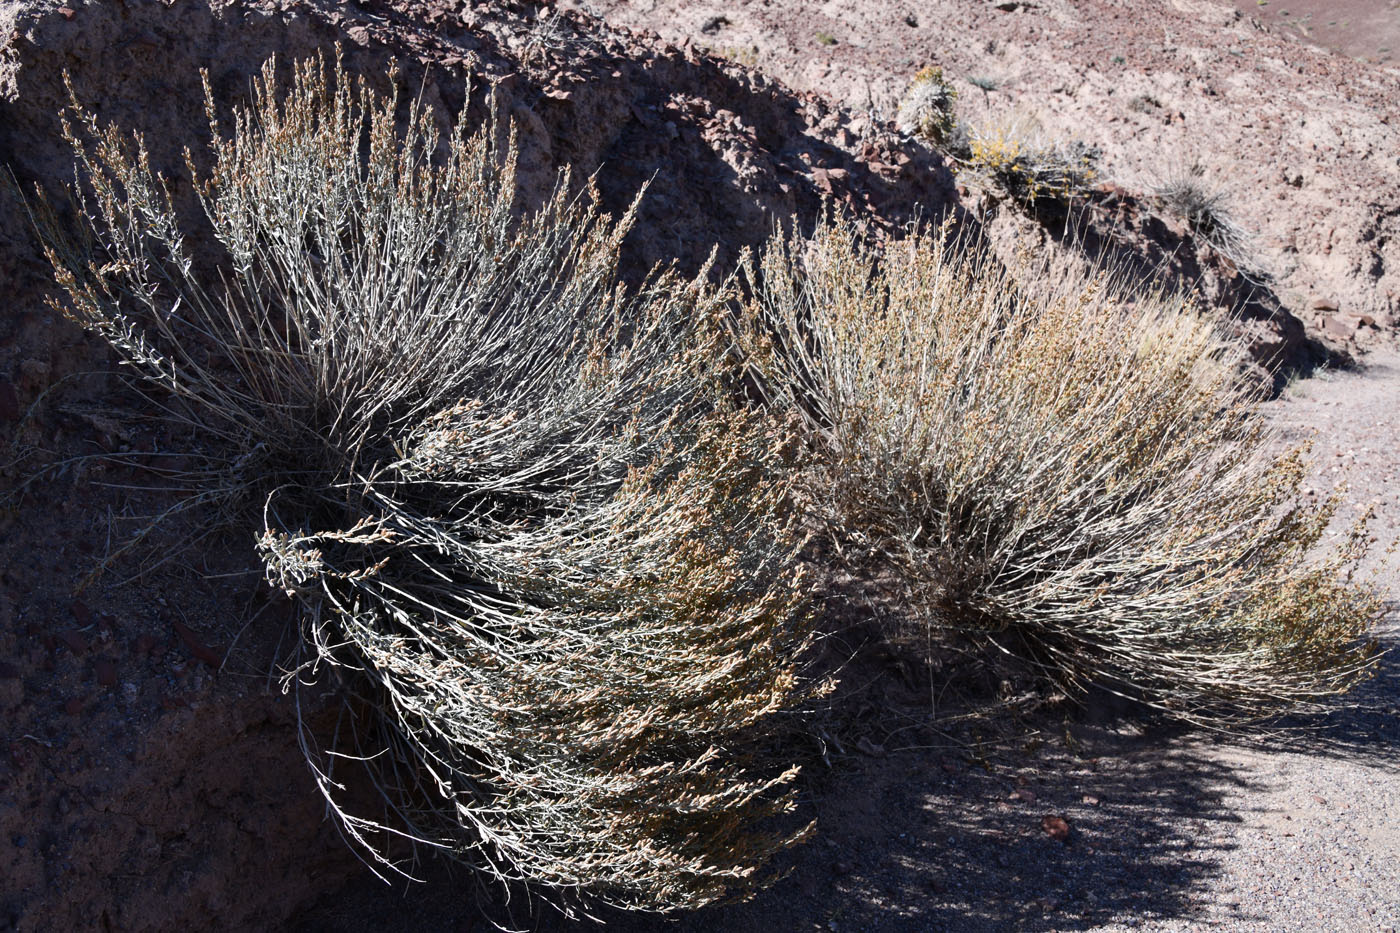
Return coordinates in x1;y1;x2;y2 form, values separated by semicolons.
717;45;760;67
734;214;1383;723
897;65;959;145
42;55;816;913
965;74;1000;107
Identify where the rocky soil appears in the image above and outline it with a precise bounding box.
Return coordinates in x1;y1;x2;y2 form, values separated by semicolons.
1;0;1396;930
587;0;1400;353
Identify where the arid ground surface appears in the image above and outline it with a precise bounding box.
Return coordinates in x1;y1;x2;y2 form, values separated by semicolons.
2;0;1398;930
1227;0;1400;64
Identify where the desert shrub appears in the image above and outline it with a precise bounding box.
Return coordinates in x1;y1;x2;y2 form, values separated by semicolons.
733;214;1383;723
963;115;1101;208
897;65;959;145
965;74;1000;107
40;55;817;912
1152;161;1257;274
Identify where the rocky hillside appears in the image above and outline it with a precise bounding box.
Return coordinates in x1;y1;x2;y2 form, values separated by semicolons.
586;0;1400;354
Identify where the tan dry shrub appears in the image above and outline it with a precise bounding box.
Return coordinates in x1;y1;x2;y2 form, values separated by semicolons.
40;54;817;913
1152;161;1259;275
961;114;1101;209
734;214;1383;722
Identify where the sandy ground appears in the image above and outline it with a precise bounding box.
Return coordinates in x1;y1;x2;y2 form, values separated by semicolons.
1228;0;1400;64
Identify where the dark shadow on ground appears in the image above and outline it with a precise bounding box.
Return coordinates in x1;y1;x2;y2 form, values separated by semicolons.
294;630;1262;932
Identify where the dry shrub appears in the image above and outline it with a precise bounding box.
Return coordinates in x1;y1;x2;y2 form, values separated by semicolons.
897;65;958;145
734;214;1383;723
40;55;816;912
962;114;1101;209
1152;161;1259;275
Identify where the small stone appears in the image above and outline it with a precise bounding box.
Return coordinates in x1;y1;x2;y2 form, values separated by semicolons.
17;359;49;389
63;697;84;716
855;737;887;757
57;5;75;19
1042;815;1071;841
94;659;117;687
1310;296;1340;311
1320;314;1353;340
172;619;222;669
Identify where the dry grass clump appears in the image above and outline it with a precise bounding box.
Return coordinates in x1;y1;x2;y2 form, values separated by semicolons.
734;214;1383;723
897;66;959;145
1152;161;1258;274
40;55;817;912
962;115;1101;209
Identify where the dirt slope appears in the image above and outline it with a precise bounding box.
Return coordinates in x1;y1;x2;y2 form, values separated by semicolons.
585;0;1400;350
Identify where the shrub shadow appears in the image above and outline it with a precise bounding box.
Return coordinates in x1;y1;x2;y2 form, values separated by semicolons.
293;633;1262;932
1230;615;1400;767
296;609;1399;932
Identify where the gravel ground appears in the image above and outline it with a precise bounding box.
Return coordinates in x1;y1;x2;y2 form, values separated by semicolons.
1120;348;1400;933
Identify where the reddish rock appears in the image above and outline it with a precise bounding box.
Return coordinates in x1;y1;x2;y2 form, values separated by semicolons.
1041;815;1071;842
172;619;222;669
1321;314;1355;341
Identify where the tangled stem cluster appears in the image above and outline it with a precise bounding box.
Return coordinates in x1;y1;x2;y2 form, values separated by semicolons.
734;215;1381;722
44;55;816;913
